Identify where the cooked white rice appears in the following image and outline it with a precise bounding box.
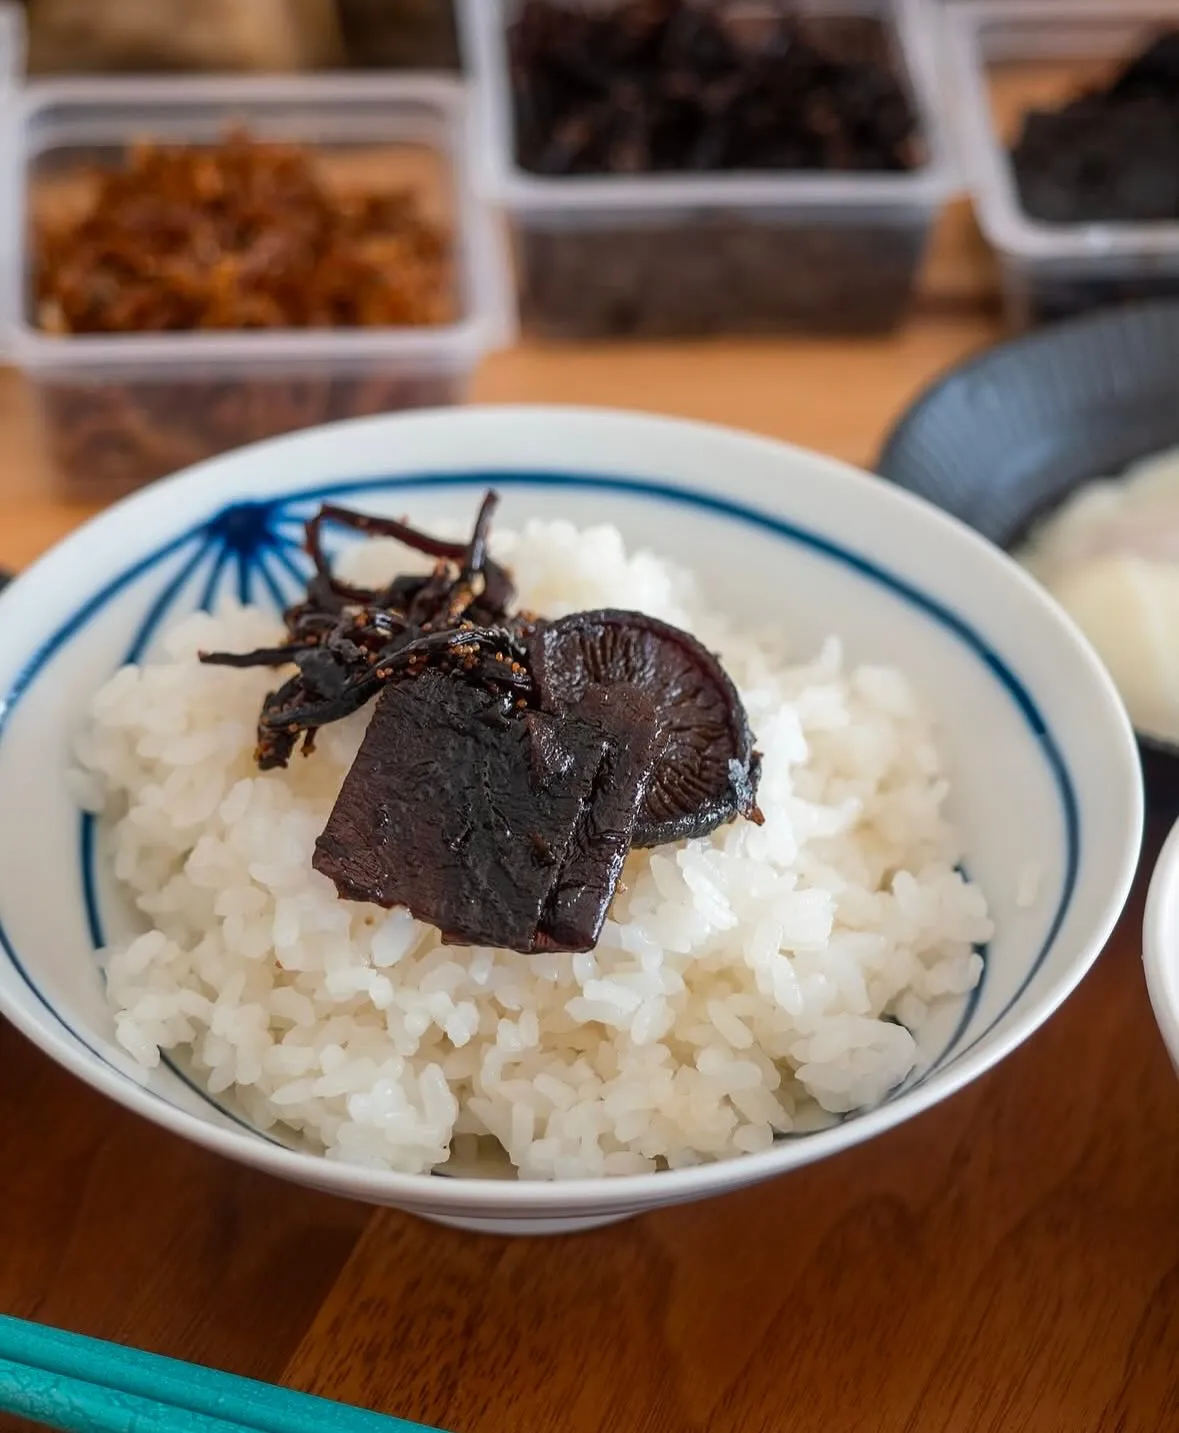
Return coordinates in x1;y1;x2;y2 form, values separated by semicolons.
74;520;990;1179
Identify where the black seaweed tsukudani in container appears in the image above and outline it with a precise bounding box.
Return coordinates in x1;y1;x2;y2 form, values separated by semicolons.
946;1;1179;331
458;0;956;340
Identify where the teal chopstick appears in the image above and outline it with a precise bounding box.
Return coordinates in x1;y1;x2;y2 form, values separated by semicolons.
0;1356;250;1433
0;1315;442;1433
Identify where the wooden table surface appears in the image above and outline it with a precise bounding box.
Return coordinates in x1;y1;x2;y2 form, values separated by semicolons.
2;205;1178;1433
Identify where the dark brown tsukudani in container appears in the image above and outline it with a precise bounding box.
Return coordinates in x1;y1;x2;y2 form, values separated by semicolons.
459;0;955;339
34;129;454;336
1008;28;1179;324
946;3;1179;331
31;125;453;493
5;76;510;500
1011;31;1179;229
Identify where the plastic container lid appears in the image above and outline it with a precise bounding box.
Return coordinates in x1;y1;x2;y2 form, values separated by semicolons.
457;0;959;216
0;72;516;376
0;6;25;329
0;4;23;85
944;0;1179;264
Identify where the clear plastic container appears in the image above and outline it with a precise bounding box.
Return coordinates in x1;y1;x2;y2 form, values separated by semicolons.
0;7;25;308
0;74;514;499
457;0;957;340
0;4;24;84
946;0;1179;329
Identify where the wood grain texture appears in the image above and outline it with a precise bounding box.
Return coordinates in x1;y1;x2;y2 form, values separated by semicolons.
0;1021;370;1430
1;224;1174;1433
280;838;1179;1433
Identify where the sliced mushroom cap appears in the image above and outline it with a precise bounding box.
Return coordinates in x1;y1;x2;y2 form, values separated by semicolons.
528;608;762;845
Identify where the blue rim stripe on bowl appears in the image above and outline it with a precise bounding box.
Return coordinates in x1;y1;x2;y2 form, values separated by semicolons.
0;471;1079;1148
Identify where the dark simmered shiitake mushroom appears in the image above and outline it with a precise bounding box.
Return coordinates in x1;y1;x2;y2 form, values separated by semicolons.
527;609;762;846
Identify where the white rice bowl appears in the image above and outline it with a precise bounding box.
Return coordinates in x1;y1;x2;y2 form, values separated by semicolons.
73;520;991;1180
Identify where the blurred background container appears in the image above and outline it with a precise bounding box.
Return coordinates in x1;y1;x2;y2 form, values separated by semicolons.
4;0;1179;504
1;0;1064;81
12;0;460;76
459;0;957;340
0;1;24;81
946;0;1179;329
3;74;511;500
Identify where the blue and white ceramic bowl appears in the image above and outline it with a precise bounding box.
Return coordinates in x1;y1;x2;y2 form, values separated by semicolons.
0;407;1143;1235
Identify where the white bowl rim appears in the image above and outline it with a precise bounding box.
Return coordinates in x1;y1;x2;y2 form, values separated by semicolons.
1144;820;1179;1064
0;402;1146;1210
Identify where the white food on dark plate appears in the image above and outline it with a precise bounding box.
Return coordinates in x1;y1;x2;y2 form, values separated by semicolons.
1018;445;1179;745
74;520;990;1180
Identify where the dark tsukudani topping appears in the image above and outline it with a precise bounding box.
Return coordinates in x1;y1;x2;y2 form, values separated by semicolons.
200;492;526;769
531;683;668;950
312;674;667;953
314;674;604;951
199;491;762;952
528;609;761;845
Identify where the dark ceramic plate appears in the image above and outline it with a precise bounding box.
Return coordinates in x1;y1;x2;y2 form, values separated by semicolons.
875;298;1179;803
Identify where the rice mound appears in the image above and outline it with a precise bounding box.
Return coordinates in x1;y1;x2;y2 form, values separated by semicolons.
75;520;991;1179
